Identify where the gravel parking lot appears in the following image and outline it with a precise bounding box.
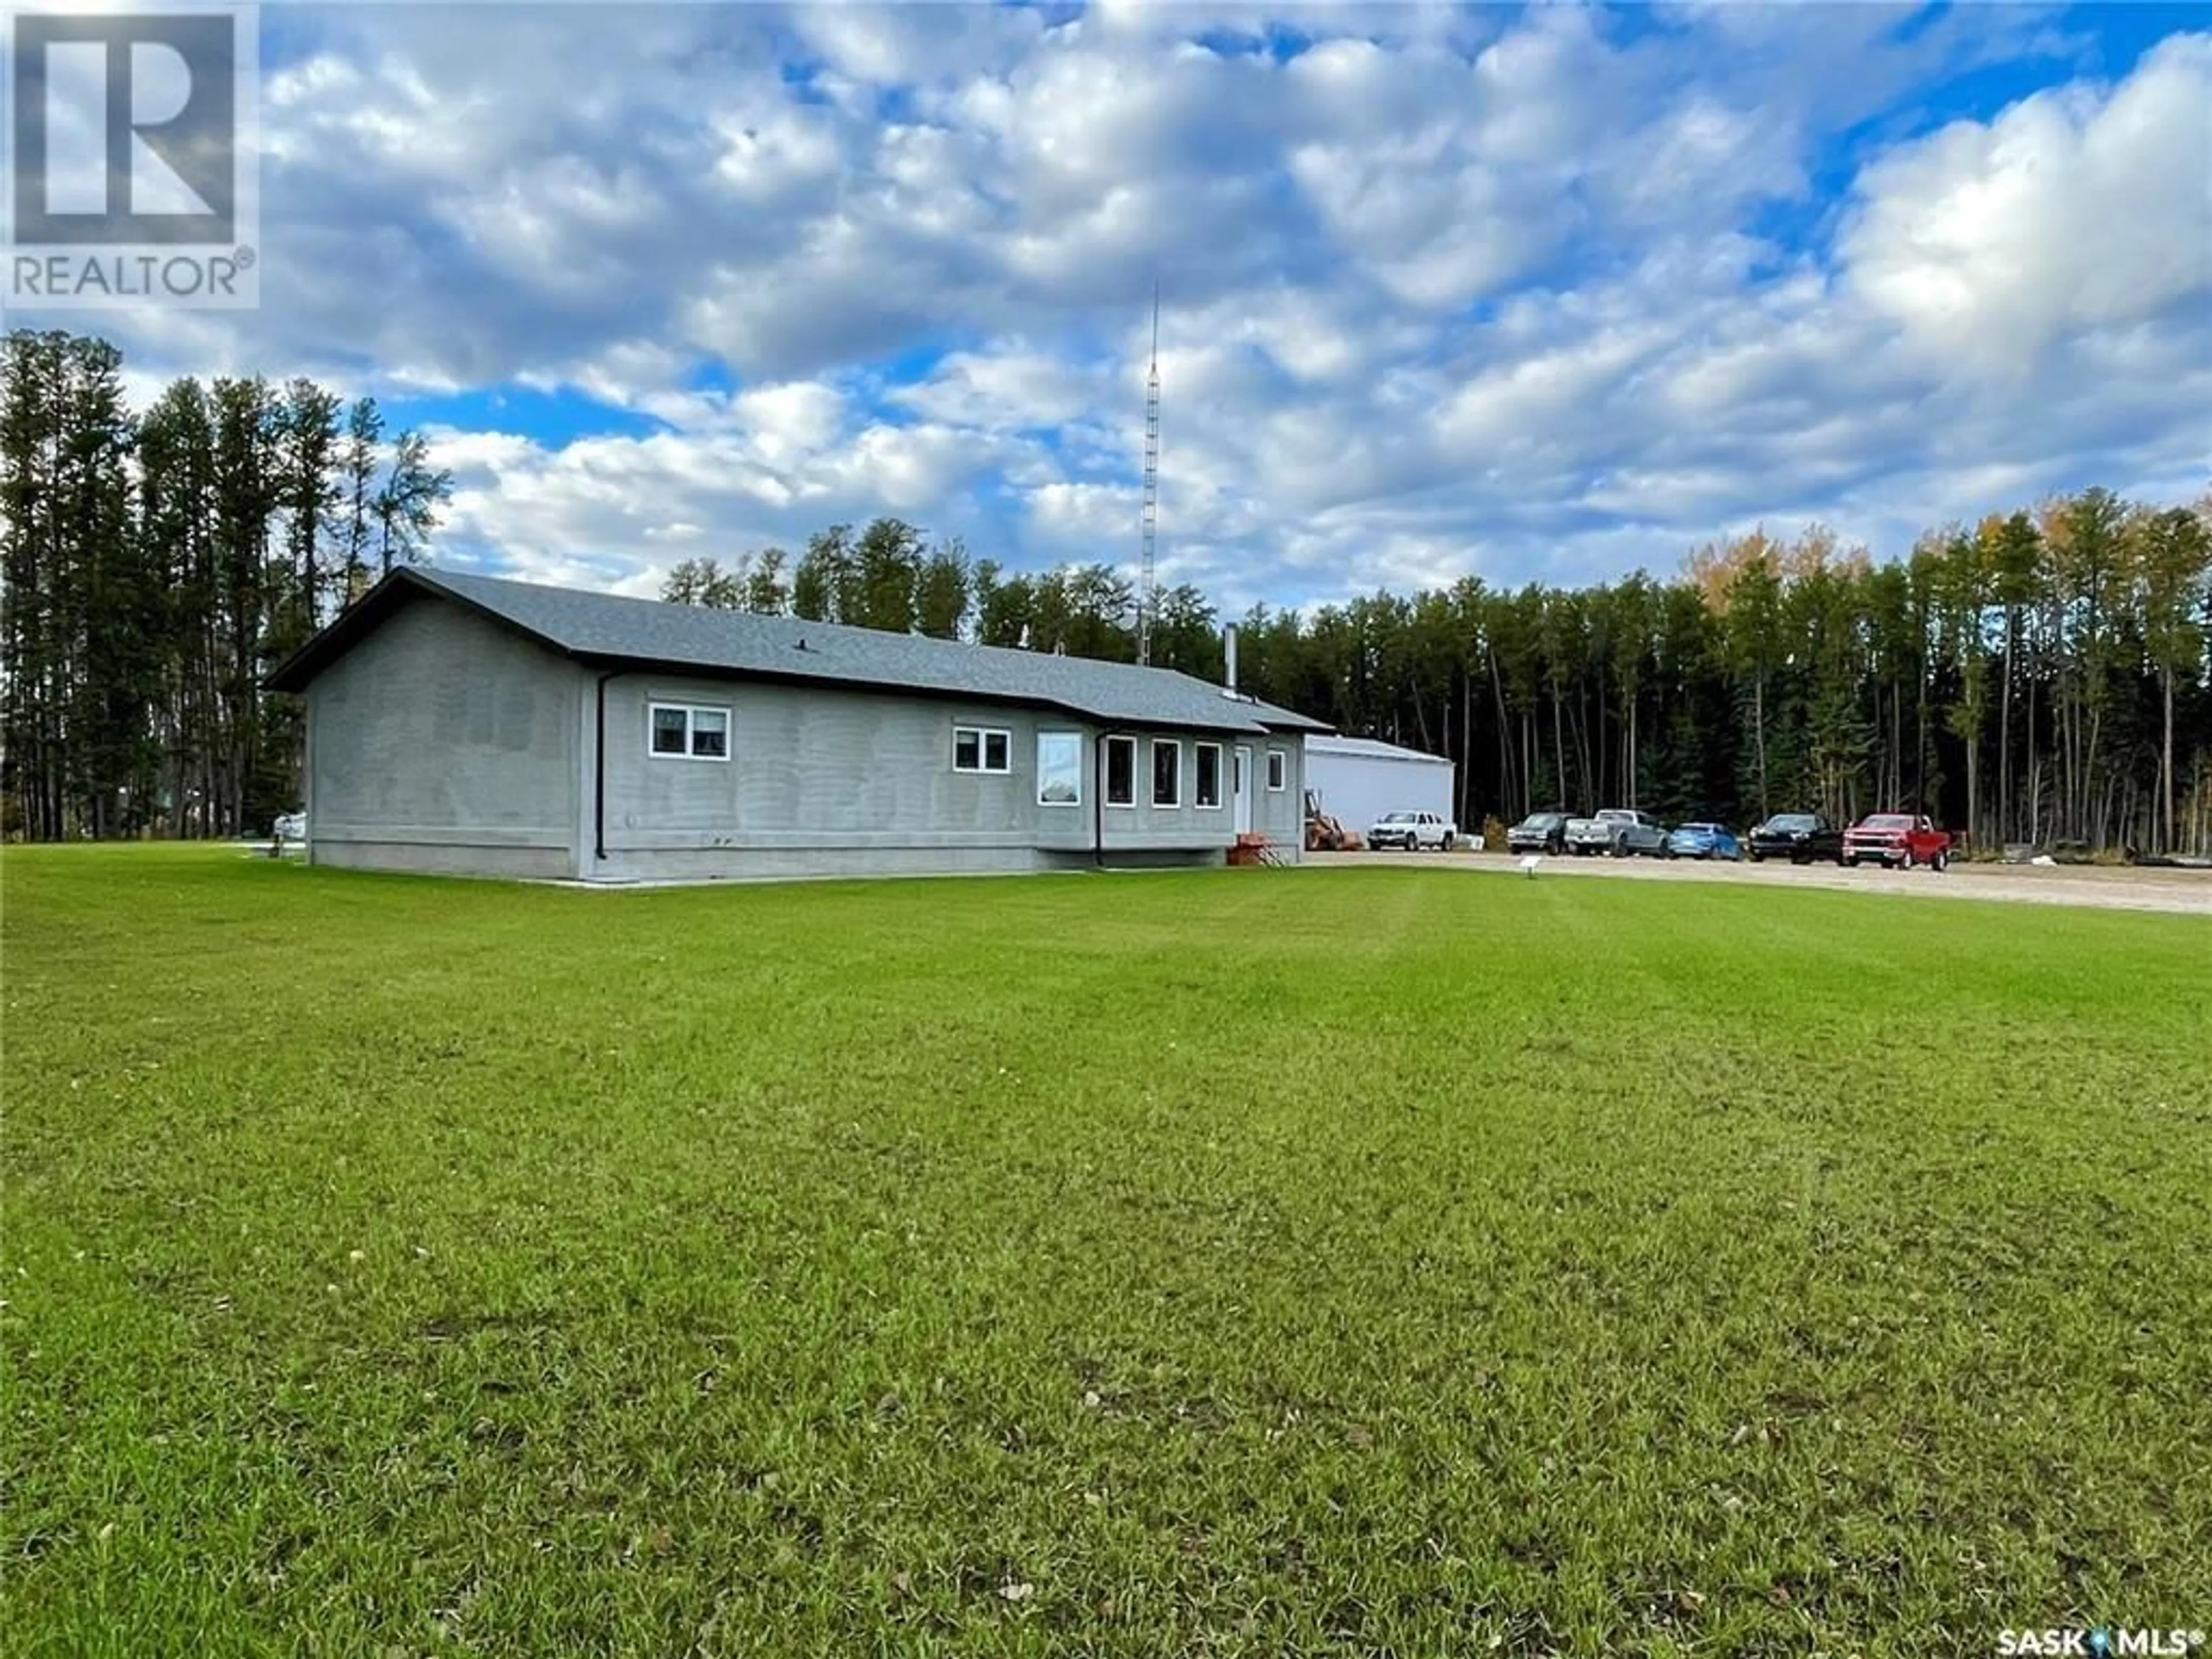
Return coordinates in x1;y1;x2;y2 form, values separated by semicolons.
1309;848;2212;916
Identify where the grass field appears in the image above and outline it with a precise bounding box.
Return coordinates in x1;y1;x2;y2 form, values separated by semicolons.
5;848;2209;1657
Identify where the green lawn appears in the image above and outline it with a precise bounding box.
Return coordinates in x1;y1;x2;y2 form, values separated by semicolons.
4;848;2209;1657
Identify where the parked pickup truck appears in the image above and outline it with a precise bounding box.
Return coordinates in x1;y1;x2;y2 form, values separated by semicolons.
1564;808;1664;857
1506;811;1570;855
1368;809;1459;851
1843;812;1955;870
1746;811;1844;865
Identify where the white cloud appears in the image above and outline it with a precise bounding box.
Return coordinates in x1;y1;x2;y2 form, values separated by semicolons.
892;346;1109;430
1841;32;2212;370
12;7;2206;617
732;381;848;457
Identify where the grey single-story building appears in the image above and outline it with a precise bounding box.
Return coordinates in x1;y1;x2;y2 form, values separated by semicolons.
267;566;1330;883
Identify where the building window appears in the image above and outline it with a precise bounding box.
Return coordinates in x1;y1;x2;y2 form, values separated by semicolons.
1266;748;1287;791
1038;731;1082;806
1104;736;1136;807
1152;738;1181;808
1195;743;1222;809
954;725;1011;774
649;702;730;760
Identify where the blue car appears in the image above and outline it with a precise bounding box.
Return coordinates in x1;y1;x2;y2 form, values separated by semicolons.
1665;821;1742;860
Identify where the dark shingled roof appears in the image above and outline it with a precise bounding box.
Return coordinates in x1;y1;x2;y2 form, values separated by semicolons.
269;566;1331;737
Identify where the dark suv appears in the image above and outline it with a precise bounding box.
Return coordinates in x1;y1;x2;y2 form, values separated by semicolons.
1746;812;1845;865
1506;812;1569;854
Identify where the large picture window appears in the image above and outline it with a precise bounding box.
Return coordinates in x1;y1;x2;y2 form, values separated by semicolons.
649;702;730;760
1152;738;1181;808
1195;743;1222;809
1104;736;1136;806
954;725;1012;774
1038;732;1082;806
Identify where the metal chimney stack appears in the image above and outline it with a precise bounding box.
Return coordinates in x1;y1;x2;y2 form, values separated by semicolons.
1224;625;1238;694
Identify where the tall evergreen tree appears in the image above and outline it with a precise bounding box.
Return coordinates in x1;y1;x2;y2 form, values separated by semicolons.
1;330;456;838
338;397;383;605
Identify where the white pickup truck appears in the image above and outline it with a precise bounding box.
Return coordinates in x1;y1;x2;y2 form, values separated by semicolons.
1367;809;1459;851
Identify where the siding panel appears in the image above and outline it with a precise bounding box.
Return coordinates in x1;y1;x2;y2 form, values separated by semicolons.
306;596;578;873
594;675;1304;880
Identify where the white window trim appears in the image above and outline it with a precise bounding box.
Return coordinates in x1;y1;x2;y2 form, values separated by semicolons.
1037;730;1083;808
1152;737;1182;809
953;724;1013;775
1194;741;1224;810
1266;748;1288;791
648;701;732;762
1104;734;1138;809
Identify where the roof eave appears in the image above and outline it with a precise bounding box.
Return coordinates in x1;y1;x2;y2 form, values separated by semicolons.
571;650;1277;734
268;566;1322;740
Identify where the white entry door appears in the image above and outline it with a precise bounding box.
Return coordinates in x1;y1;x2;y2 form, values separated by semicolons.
1232;746;1253;833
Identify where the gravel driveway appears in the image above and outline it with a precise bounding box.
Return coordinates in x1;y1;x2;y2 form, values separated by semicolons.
1306;849;2212;916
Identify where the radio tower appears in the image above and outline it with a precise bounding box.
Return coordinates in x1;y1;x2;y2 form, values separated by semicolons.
1136;283;1161;668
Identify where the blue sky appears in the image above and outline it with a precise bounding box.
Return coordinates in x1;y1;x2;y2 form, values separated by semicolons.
33;2;2212;610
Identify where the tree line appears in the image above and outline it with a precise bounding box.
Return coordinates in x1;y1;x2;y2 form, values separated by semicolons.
669;493;2212;858
6;325;2205;855
2;329;453;839
662;520;1233;672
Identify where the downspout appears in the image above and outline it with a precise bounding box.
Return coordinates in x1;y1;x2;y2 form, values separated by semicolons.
593;669;620;864
1093;729;1108;867
1092;727;1129;869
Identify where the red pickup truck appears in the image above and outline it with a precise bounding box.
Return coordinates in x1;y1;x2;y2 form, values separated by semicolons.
1843;812;1955;871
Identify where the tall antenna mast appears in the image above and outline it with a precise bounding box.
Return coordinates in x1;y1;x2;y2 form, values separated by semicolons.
1137;281;1161;668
